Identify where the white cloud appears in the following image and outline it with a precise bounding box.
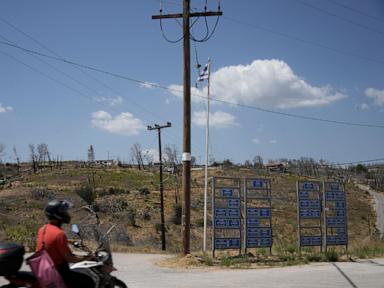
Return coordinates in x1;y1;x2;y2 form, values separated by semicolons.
95;96;123;106
140;81;157;89
192;110;238;128
252;138;260;144
168;59;346;108
0;103;13;113
365;88;384;106
359;103;369;110
91;110;144;135
269;140;277;144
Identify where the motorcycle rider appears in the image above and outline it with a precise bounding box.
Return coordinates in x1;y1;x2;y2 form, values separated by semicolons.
36;200;94;288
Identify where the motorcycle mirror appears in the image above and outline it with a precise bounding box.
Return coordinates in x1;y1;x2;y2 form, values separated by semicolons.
71;224;80;235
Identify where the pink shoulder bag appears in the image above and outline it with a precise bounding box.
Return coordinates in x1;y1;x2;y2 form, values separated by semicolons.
26;225;67;288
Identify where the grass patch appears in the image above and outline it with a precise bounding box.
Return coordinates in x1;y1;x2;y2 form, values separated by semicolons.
325;249;339;262
3;219;40;251
352;243;384;258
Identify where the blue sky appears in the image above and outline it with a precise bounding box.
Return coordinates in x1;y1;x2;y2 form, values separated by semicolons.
0;0;383;165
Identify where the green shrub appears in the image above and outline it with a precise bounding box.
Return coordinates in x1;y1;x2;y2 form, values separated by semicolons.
171;203;182;225
127;207;137;226
138;187;150;196
285;243;297;254
76;184;95;204
306;254;322;262
325;250;339;262
201;252;213;266
220;254;233;267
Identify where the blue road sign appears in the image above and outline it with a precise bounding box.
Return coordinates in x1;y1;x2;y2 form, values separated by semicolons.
327;235;347;245
299;200;321;209
247;208;270;218
227;199;240;208
228;209;240;217
300;209;321;218
247;218;259;227
247;228;272;238
300;236;321;246
329;183;340;191
326;217;346;227
215;209;227;218
252;179;264;188
247;237;272;248
215;219;227;228
303;182;316;190
215;219;241;229
337;227;347;234
335;209;346;217
299;191;309;199
325;191;345;201
215;208;240;218
221;188;234;197
336;201;345;209
215;238;241;249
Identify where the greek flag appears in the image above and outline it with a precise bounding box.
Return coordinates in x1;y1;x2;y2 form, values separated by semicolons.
197;62;210;82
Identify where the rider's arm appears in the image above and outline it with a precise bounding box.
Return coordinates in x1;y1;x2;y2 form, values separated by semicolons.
57;232;94;263
62;251;94;263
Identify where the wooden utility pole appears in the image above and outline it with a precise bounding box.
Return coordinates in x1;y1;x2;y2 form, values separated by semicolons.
148;122;172;251
152;0;222;255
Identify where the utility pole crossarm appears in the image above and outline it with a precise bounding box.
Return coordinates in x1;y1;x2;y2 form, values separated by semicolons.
152;11;222;20
147;122;171;131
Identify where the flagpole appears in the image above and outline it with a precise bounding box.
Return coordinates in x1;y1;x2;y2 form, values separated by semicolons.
203;58;211;252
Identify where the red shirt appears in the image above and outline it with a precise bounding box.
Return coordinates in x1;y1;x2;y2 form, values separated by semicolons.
36;224;71;267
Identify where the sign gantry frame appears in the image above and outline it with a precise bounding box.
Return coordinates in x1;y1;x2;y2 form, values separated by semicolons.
323;181;348;252
297;181;323;253
244;177;273;254
212;176;242;257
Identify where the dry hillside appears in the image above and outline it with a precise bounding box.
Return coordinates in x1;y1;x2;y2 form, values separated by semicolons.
0;165;381;257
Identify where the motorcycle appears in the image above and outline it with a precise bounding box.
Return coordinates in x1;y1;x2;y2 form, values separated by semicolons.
0;205;127;288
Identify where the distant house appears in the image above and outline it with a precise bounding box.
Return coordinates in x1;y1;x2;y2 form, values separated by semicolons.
266;162;287;172
94;160;118;167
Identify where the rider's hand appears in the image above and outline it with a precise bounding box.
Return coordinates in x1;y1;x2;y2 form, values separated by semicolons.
84;253;97;261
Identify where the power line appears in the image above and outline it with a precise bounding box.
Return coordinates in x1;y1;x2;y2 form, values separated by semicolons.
0;33;110;99
223;16;384;66
326;0;384;24
161;1;384;61
1;40;384;129
208;97;384;129
0;49;104;108
296;0;384;38
0;17;166;126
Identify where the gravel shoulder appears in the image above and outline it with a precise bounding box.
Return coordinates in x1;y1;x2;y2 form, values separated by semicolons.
357;184;384;238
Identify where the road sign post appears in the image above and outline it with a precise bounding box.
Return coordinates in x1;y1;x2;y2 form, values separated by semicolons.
323;182;348;252
244;178;273;254
212;177;242;257
297;181;323;253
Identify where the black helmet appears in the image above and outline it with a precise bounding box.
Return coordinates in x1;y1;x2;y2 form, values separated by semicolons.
45;200;73;224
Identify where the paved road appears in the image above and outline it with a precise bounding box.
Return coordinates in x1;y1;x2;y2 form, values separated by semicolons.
2;253;384;287
112;254;384;288
357;184;384;238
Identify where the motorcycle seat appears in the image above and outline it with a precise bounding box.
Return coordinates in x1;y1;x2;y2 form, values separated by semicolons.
7;271;37;282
